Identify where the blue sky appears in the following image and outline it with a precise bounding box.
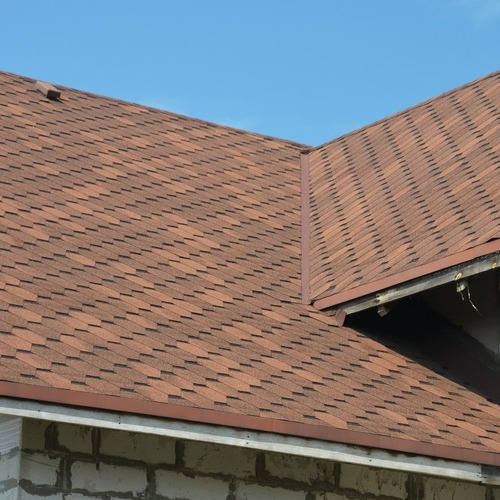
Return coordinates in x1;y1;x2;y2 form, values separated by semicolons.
1;0;499;145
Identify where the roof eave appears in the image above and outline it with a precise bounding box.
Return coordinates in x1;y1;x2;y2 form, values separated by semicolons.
1;382;499;471
313;240;500;313
2;396;499;485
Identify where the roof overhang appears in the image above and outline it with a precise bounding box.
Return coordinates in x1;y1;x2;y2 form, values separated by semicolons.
312;240;500;319
1;381;500;475
1;395;499;485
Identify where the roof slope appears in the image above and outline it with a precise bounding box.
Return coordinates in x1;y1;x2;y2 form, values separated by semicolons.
306;71;500;307
1;71;500;464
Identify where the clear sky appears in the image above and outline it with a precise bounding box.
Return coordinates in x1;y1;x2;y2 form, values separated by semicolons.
1;0;499;145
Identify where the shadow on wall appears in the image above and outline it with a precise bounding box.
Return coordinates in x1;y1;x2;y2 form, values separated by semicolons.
345;293;500;405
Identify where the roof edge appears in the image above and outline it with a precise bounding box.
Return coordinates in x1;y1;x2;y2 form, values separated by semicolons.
2;398;499;485
308;69;500;152
313;239;500;310
1;381;499;467
1;70;309;149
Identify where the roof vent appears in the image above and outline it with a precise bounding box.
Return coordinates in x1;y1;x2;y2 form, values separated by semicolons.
35;81;61;100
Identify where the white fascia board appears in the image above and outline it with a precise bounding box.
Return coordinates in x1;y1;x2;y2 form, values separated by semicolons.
1;397;499;485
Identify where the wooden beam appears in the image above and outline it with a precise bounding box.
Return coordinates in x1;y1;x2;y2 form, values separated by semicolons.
338;252;500;315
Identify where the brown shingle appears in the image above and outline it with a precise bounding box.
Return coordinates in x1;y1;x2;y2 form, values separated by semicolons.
307;71;500;307
0;70;499;463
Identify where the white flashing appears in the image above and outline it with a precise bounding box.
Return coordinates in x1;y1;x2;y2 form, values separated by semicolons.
0;397;498;485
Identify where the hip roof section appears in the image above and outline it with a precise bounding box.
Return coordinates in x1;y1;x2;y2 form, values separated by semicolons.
306;71;500;306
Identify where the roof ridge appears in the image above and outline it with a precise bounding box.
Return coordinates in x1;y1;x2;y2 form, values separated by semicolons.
308;69;500;152
0;69;309;150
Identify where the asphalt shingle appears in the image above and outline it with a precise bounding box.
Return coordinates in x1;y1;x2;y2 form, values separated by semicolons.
307;71;500;306
0;71;499;463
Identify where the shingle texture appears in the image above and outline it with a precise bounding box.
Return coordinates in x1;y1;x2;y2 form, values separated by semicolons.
1;71;500;460
307;71;500;303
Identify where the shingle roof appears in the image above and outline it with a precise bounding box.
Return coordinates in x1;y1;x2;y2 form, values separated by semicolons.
305;71;500;308
1;71;499;465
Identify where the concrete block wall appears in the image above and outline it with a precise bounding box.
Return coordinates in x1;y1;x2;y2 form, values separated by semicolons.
18;418;500;499
0;416;22;499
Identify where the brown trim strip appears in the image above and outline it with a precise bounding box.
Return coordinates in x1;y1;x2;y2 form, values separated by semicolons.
1;381;499;466
325;308;347;326
301;152;311;305
313;240;500;310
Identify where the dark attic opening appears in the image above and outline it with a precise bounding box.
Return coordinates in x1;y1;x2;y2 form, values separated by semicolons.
344;265;500;405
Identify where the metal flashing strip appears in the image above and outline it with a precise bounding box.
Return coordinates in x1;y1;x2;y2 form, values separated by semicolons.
301;152;311;304
1;397;499;485
0;382;499;469
314;240;500;311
